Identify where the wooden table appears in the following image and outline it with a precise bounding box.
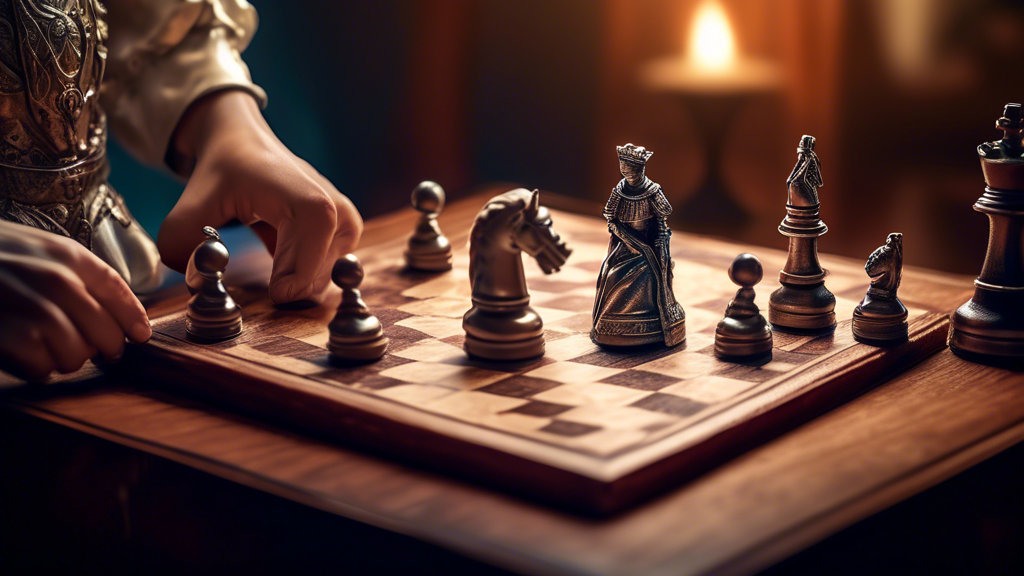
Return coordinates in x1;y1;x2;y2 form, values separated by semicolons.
4;195;1024;575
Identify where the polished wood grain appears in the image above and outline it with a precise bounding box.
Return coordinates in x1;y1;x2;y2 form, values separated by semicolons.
12;348;1024;576
6;193;1019;575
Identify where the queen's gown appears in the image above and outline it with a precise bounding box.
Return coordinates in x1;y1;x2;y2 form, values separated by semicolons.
591;177;685;347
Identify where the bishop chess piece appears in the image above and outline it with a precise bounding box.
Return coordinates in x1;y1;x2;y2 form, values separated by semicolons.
715;254;773;359
853;233;908;345
768;135;836;334
185;227;243;342
328;254;389;362
405;181;453;271
463;189;571;360
950;103;1024;363
592;144;686;348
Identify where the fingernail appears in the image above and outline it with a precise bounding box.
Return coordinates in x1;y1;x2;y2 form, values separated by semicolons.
130;321;152;343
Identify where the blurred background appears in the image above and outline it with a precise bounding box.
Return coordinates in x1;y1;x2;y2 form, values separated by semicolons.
110;0;1024;276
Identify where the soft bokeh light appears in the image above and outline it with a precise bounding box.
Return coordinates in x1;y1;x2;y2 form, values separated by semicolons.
689;1;735;69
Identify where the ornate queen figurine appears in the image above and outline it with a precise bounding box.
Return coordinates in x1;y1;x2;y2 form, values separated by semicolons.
591;144;685;347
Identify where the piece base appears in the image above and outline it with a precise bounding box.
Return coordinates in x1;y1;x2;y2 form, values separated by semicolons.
404;249;453;272
591;320;686;348
186;317;243;343
768;309;837;333
950;296;1024;361
464;333;545;361
328;335;390;361
852;309;909;345
714;331;773;358
768;283;836;333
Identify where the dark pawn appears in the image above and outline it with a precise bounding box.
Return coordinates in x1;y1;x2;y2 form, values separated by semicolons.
950;103;1024;363
186;227;243;342
853;233;908;345
405;181;453;271
328;254;389;362
715;254;773;359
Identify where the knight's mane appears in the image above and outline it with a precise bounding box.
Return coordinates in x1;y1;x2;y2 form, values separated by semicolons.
471;192;528;240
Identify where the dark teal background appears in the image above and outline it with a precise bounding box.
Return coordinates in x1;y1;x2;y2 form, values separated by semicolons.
108;1;600;238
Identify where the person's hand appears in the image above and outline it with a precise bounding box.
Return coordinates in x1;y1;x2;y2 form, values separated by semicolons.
0;221;152;380
160;91;363;304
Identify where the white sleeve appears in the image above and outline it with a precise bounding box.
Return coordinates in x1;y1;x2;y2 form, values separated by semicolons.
100;0;268;168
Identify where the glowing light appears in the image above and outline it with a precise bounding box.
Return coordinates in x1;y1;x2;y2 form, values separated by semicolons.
689;1;736;70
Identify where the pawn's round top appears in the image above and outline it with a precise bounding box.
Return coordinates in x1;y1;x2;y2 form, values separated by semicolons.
332;254;364;290
728;253;763;287
411;181;445;214
193;229;229;275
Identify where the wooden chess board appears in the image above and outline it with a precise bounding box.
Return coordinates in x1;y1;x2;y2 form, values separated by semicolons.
133;201;969;515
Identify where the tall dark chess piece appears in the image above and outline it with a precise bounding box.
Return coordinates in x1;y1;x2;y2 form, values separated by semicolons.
328;254;389;362
185;227;243;342
715;253;773;359
405;181;453;272
463;189;572;360
768;135;836;333
853;233;908;345
592;144;686;347
950;103;1024;362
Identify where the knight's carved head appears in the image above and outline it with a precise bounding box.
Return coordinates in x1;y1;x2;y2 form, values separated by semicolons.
865;232;903;294
513;189;572;274
617;143;653;186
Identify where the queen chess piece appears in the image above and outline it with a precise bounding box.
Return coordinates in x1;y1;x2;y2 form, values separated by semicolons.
405;181;453;272
950;103;1024;363
463;189;572;361
715;254;773;359
853;233;908;345
768;135;836;333
328;254;389;362
185;227;243;342
591;144;686;347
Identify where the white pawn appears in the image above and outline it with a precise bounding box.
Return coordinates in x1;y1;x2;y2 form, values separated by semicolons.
328;254;389;362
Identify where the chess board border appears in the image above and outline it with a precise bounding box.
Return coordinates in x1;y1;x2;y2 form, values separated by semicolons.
128;309;950;515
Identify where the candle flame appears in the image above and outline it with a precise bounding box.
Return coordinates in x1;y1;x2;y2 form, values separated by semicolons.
689;1;735;70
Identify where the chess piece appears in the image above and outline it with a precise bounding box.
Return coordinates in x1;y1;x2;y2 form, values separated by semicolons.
185;227;243;342
950;103;1024;362
592;144;685;347
768;135;837;333
328;254;389;362
853;233;908;344
715;254;773;359
405;181;453;271
463;189;571;360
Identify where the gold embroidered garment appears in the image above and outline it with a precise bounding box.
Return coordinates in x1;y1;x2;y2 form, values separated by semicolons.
0;0;264;292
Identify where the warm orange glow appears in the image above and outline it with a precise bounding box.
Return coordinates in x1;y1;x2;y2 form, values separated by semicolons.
689;1;736;70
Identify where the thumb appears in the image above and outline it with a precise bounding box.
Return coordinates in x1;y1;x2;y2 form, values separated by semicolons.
157;181;230;273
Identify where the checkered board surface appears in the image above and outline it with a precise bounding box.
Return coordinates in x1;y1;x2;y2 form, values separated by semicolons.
145;209;959;512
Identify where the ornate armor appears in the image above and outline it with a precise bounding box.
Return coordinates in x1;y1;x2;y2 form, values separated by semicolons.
0;0;160;292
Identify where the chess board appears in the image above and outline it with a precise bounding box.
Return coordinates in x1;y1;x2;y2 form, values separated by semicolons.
133;202;969;515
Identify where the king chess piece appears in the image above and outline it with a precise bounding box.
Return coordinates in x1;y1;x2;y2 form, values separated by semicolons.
768;135;837;334
463;189;572;361
592;144;686;348
405;181;453;271
328;254;389;362
185;227;243;342
715;254;773;359
853;233;908;344
950;103;1024;363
